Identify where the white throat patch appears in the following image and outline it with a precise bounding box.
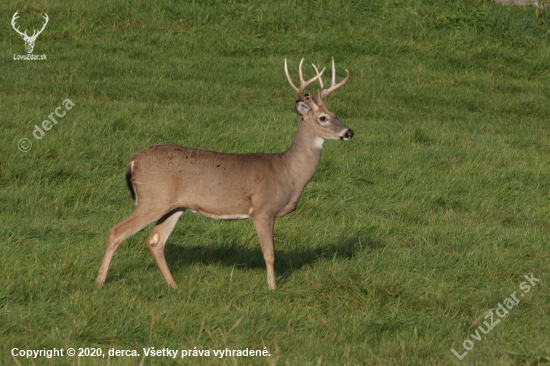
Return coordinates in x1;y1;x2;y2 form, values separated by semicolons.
315;137;325;149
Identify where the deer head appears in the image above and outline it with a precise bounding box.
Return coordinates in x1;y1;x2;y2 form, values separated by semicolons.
12;11;49;54
284;58;353;141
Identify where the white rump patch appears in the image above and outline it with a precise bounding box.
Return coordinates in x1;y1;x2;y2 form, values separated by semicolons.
189;209;250;221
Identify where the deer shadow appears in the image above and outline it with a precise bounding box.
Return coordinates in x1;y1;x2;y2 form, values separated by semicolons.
161;235;384;283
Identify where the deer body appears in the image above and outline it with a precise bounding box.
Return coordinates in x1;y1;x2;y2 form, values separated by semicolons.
130;144;316;221
97;58;353;290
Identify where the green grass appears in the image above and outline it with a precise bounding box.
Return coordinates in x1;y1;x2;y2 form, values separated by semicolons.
1;0;550;365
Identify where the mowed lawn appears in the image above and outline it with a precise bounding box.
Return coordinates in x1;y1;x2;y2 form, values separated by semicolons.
1;0;549;365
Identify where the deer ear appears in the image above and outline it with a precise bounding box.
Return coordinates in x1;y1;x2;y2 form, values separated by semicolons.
295;100;311;116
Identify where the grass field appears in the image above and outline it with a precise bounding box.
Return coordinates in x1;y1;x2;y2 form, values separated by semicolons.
1;0;549;365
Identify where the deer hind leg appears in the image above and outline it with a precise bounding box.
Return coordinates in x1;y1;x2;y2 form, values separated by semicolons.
146;210;184;289
96;208;163;286
253;215;276;290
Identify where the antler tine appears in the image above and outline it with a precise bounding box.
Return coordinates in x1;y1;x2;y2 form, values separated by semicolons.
31;13;49;39
318;57;350;101
311;64;324;90
11;11;27;37
284;58;300;94
285;58;325;103
298;59;306;85
40;13;49;31
331;57;336;90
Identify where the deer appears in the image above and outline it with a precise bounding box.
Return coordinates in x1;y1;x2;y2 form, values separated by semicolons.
96;58;353;290
11;11;49;54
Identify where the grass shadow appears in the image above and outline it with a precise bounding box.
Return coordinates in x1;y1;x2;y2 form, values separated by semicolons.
163;236;384;282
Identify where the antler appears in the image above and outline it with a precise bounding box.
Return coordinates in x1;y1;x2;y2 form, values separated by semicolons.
284;58;325;105
29;13;49;40
311;57;349;104
11;11;48;40
11;11;27;38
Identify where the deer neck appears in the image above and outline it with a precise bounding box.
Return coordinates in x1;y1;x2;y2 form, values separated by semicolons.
281;119;324;189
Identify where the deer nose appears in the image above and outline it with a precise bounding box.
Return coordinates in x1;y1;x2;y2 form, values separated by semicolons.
343;129;354;140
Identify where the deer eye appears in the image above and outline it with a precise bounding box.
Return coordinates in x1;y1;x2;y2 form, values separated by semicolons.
319;116;327;122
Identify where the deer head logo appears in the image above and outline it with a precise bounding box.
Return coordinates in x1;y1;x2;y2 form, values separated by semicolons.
11;11;49;54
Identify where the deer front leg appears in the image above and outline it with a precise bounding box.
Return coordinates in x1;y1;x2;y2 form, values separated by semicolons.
253;215;276;290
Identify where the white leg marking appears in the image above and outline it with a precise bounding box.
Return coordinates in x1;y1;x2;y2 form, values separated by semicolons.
149;233;159;247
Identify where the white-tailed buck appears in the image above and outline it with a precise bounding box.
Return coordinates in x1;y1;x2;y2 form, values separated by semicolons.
97;58;353;290
11;11;49;54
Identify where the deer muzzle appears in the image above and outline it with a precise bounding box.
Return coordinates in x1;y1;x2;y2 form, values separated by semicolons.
340;129;354;141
